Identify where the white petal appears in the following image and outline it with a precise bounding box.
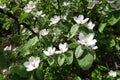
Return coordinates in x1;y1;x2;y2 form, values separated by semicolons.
29;56;35;62
43;51;51;56
62;48;68;52
26;67;35;71
35;57;40;64
24;62;34;71
52;47;56;53
86;33;94;42
55;51;62;54
88;39;97;46
87;21;95;29
92;46;98;50
82;18;89;24
73;16;80;24
79;33;85;40
78;15;84;20
24;62;30;68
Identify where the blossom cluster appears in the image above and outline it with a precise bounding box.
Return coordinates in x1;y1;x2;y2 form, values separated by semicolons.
73;15;97;49
43;43;68;56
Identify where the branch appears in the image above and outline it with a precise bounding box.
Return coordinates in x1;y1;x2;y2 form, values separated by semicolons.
0;8;37;36
20;23;37;35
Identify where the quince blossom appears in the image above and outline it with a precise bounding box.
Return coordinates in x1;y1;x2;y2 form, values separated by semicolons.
43;47;56;56
24;56;40;71
63;1;70;6
40;29;49;36
23;1;36;13
73;15;89;24
49;15;61;26
87;21;95;30
78;32;98;49
55;43;68;54
108;70;117;77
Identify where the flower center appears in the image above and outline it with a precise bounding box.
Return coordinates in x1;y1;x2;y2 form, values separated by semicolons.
32;63;35;67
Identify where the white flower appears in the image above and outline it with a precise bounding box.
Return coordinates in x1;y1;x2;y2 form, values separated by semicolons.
49;15;61;26
87;2;96;9
73;15;89;24
87;21;95;30
78;33;97;49
55;43;68;54
40;29;49;36
24;56;40;71
23;7;32;13
33;27;39;33
63;1;70;6
4;45;12;51
0;4;6;9
43;47;56;56
27;1;36;8
23;1;36;13
36;11;46;17
108;70;117;77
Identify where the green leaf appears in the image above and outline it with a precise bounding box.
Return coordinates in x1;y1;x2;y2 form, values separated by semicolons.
74;76;81;80
0;74;4;80
98;22;107;33
58;55;65;66
70;24;79;38
75;45;84;58
19;13;28;22
108;15;120;25
2;21;11;30
35;69;44;80
65;51;73;65
68;42;79;49
12;65;28;78
77;53;94;70
107;11;120;25
47;57;54;66
20;36;38;53
12;7;20;13
110;39;115;47
98;65;108;71
116;70;120;76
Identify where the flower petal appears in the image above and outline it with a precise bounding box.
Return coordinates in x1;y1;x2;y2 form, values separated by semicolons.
79;33;85;40
86;33;94;42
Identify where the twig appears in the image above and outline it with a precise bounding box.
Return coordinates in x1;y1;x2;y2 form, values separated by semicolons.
20;22;37;35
